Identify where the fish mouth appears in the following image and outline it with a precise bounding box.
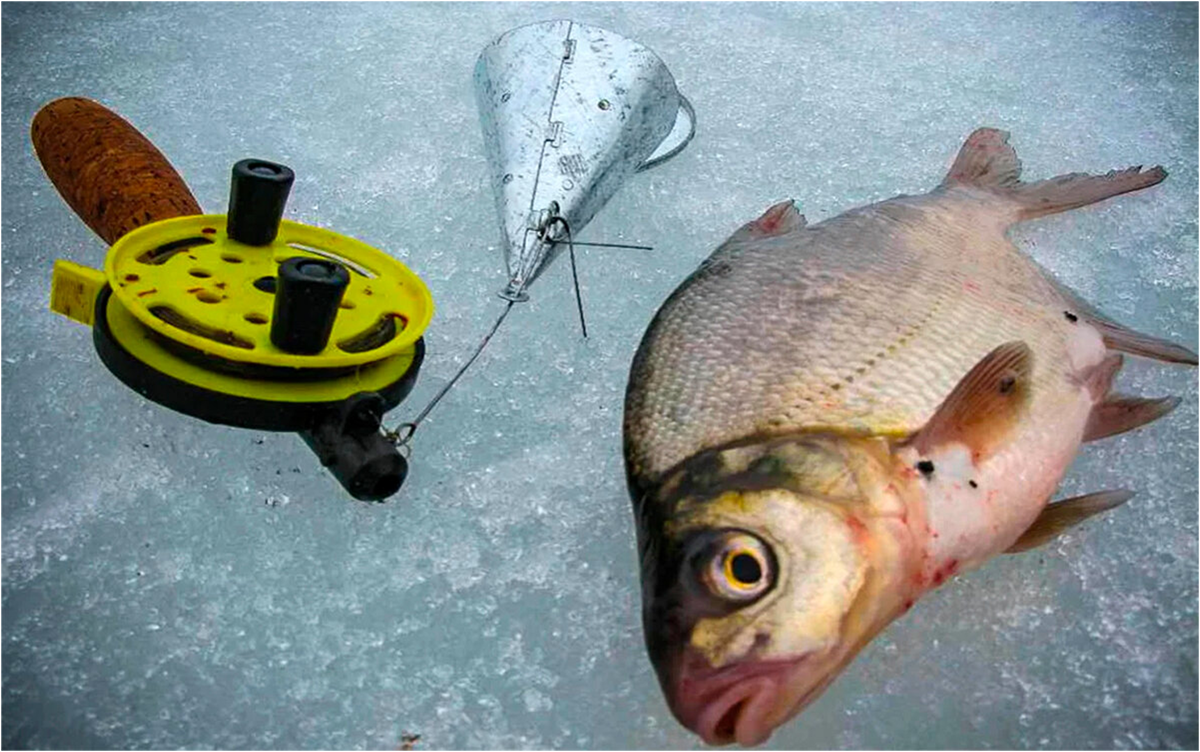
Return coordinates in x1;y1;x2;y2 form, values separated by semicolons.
664;647;814;747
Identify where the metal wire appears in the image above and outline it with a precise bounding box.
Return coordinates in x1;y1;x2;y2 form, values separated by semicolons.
559;240;653;251
545;217;589;340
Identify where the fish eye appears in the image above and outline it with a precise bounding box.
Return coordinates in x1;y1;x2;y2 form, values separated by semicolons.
701;532;774;601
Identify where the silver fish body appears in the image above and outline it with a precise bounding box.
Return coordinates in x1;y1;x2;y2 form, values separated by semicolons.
623;129;1195;746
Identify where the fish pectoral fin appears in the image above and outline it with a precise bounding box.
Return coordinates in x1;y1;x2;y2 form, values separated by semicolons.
1084;393;1181;442
1005;489;1134;553
940;128;1167;222
911;341;1032;460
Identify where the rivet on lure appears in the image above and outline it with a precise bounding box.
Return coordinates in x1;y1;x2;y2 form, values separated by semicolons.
623;128;1196;746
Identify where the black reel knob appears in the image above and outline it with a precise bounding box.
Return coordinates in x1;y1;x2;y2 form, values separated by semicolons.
271;257;351;354
227;158;294;246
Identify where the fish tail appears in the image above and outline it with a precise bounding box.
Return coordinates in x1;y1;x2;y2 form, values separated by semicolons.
940;128;1167;221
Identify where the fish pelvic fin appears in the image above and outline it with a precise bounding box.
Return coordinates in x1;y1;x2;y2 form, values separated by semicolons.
940;128;1167;221
725;200;807;244
910;341;1033;461
1005;489;1133;553
1084;394;1181;442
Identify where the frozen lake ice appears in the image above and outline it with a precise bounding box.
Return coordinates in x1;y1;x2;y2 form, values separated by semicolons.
2;2;1196;749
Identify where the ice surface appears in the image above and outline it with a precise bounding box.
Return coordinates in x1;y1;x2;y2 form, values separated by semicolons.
2;2;1196;749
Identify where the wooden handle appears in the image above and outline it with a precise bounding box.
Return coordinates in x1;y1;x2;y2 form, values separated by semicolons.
31;97;202;245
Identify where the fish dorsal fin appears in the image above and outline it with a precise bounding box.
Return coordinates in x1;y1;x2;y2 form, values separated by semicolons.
911;341;1033;460
941;128;1023;190
1005;489;1133;553
1033;258;1198;365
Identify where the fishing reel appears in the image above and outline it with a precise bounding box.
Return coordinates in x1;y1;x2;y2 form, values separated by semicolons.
36;98;432;501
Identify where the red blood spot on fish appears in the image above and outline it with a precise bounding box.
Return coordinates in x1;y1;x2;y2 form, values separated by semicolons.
844;516;869;545
963;280;981;293
903;600;914;612
931;559;960;586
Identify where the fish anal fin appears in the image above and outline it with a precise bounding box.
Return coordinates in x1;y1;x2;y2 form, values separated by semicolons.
912;341;1033;460
1084;394;1181;442
939;128;1167;222
941;128;1023;190
1005;490;1133;553
1013;166;1167;221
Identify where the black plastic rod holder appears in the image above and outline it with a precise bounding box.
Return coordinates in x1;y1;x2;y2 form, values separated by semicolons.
227;159;294;245
300;393;407;501
271;257;350;354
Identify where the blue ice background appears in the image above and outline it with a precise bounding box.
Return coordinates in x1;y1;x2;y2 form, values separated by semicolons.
2;2;1196;749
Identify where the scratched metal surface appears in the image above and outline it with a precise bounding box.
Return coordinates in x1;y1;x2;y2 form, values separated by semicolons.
476;19;691;299
2;3;1196;749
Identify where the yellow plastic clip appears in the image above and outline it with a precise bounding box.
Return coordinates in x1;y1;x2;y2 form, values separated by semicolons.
50;259;107;326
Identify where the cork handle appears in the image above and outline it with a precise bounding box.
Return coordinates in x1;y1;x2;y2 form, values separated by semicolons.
31;97;202;246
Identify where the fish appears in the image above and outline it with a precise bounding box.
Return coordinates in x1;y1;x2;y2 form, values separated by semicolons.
622;128;1197;746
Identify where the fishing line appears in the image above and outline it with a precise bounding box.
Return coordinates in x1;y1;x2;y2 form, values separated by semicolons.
386;299;514;447
391;219;630;447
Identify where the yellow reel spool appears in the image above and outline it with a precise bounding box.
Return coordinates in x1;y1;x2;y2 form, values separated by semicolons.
106;215;433;371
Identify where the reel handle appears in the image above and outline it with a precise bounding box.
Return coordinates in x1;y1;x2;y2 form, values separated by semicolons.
31;97;201;245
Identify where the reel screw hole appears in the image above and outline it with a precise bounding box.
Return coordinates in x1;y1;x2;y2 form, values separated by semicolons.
201;227;217;235
189;269;212;278
248;162;282;177
254;276;277;293
124;273;140;282
196;291;222;304
221;253;244;264
244;312;268;324
339;299;356;310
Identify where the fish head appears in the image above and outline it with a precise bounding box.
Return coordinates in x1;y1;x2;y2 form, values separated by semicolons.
636;435;913;746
